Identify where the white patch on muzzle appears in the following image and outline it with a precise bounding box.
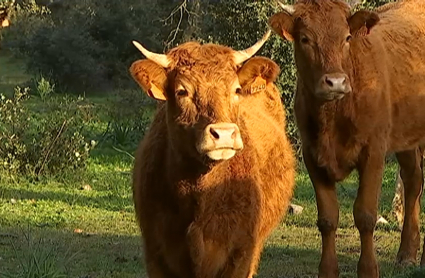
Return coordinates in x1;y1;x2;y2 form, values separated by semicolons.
197;123;243;161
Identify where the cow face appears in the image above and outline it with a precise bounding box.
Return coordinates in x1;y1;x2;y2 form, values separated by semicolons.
269;0;379;101
130;31;279;162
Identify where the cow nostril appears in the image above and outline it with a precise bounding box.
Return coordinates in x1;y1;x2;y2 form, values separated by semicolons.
231;129;236;139
325;77;334;88
210;128;220;139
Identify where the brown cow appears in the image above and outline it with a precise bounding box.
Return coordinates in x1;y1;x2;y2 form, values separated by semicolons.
392;146;425;230
269;0;425;277
130;30;295;278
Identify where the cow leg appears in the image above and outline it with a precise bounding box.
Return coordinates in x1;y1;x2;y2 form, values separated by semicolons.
392;167;405;230
144;260;173;278
142;233;182;278
246;239;266;278
144;252;176;278
355;149;385;278
219;247;255;278
395;148;424;265
303;149;339;278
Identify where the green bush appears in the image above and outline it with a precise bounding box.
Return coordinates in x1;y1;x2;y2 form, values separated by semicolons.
2;0;172;92
1;0;53;52
102;90;153;148
0;84;96;178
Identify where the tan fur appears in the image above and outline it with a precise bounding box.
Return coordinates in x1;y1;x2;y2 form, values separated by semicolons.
130;42;295;277
269;0;425;277
0;7;9;28
392;168;405;230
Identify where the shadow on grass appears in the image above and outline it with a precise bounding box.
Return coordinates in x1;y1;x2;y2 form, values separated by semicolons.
1;225;424;278
0;226;144;278
258;245;425;278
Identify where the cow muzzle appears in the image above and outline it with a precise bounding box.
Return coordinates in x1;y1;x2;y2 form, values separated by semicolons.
316;73;352;100
197;123;243;161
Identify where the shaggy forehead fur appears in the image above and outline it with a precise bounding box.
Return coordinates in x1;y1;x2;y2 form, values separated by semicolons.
166;42;238;83
293;0;351;28
294;0;350;13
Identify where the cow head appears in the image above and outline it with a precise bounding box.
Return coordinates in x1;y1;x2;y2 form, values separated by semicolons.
269;0;380;101
130;30;279;162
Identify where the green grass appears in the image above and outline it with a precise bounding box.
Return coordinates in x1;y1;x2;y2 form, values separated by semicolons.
1;52;425;278
1;161;425;278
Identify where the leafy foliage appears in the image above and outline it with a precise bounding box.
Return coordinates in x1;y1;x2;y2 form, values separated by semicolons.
2;0;170;92
102;90;153;148
0;83;96;178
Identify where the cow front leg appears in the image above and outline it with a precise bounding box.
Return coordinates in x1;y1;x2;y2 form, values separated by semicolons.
303;149;339;278
219;246;256;278
246;239;265;278
355;149;385;278
143;242;179;278
395;148;424;265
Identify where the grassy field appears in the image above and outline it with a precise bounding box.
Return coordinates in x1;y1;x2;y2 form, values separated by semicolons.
1;52;425;278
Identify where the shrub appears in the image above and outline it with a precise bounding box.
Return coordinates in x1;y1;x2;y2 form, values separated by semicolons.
1;0;53;54
102;89;153;148
0;84;96;178
2;0;172;92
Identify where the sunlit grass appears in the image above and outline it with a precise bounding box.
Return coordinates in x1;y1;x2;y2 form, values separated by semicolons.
2;156;425;277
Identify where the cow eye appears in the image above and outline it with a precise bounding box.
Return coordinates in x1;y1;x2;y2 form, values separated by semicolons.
176;89;188;97
346;35;352;42
301;36;309;44
235;87;242;94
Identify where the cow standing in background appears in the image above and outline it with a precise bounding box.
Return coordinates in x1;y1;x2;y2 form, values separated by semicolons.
392;147;424;230
130;30;296;278
269;0;425;277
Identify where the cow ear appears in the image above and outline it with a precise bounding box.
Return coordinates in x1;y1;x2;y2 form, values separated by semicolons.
129;59;168;101
268;11;294;42
348;10;380;36
237;57;280;94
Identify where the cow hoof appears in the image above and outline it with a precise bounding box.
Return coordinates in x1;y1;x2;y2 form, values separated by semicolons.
396;254;417;267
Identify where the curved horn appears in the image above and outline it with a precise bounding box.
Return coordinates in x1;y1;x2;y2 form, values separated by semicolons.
233;30;272;65
278;1;295;14
132;40;171;68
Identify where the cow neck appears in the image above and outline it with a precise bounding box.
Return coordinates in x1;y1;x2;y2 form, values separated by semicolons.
304;77;358;180
165;135;255;189
167;143;208;176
